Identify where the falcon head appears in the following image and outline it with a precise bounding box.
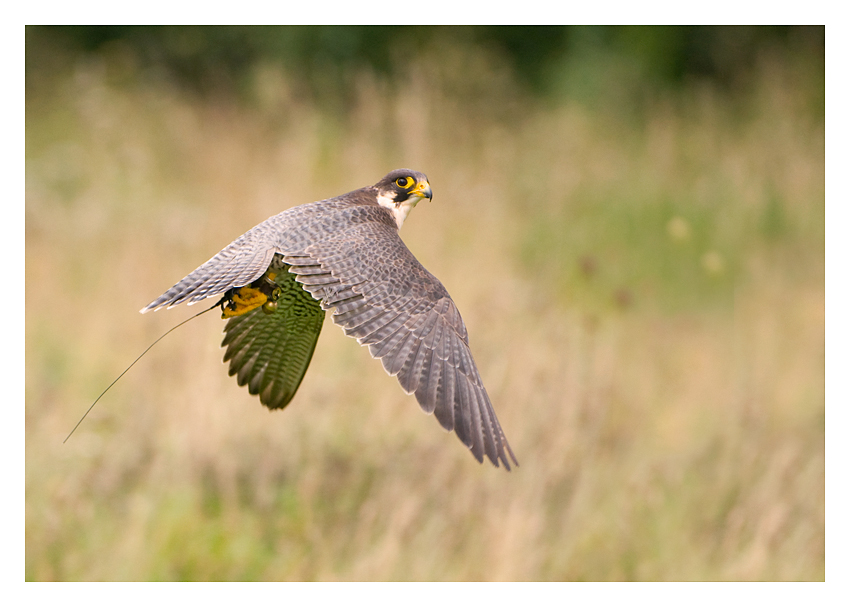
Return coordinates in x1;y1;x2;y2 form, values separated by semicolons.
375;169;432;229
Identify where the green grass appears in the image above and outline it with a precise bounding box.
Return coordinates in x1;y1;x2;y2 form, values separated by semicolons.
25;41;824;580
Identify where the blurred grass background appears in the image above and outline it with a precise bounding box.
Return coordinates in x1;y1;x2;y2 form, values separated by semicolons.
25;25;824;581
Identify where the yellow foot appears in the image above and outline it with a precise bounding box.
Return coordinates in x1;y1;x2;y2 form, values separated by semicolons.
221;286;268;318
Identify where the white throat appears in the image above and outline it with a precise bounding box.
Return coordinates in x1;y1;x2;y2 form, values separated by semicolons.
377;193;423;229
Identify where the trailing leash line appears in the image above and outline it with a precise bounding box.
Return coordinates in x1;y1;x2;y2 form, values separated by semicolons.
63;298;223;444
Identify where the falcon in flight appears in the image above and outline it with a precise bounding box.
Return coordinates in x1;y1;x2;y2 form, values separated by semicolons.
142;169;517;470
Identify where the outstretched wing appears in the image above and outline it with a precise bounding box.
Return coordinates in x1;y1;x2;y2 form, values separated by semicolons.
286;220;518;469
221;256;326;410
139;201;517;469
141;226;279;313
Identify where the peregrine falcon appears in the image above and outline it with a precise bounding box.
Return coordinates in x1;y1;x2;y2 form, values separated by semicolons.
142;169;517;470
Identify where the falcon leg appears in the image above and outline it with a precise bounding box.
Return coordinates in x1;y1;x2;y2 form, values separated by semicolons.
221;271;283;318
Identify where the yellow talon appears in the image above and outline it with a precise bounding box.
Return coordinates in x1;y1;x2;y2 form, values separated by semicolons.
221;286;268;318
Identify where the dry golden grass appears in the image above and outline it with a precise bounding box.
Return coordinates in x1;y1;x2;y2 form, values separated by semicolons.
26;42;823;580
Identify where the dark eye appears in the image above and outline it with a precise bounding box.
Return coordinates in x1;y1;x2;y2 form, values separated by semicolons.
395;177;412;188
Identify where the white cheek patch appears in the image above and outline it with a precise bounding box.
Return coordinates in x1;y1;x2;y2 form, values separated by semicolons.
376;191;396;212
377;192;423;229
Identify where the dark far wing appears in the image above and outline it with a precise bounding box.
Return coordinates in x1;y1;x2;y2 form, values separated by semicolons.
221;259;326;409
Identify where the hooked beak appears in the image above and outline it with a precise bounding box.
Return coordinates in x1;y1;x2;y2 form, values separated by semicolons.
411;180;433;202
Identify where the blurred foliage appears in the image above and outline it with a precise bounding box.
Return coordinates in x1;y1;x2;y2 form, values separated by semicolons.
27;25;824;107
26;26;823;581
